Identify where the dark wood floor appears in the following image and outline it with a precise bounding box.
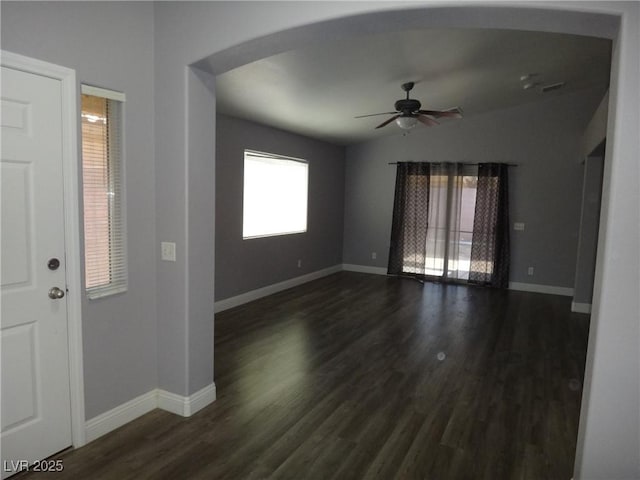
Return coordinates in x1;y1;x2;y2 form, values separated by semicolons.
19;272;590;479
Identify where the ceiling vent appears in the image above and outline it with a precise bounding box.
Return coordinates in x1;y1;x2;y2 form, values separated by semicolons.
541;82;566;93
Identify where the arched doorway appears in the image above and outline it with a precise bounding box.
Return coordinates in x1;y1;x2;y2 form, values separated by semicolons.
176;3;636;478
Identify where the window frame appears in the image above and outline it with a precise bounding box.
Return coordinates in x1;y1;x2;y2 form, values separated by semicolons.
80;84;127;299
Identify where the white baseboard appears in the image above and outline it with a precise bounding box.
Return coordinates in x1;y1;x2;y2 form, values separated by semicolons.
85;382;216;444
509;282;574;297
571;301;592;314
342;264;388;275
215;263;392;313
85;390;158;444
157;383;216;417
340;266;575;298
214;264;342;313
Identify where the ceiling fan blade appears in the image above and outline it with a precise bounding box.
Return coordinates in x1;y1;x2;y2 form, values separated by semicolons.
417;115;439;127
375;115;400;129
418;108;463;119
355;112;398;118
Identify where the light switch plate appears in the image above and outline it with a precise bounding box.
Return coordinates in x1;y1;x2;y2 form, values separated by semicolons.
161;242;176;262
514;222;525;231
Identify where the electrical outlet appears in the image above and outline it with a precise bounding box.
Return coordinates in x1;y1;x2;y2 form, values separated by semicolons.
371;252;377;260
514;222;525;231
527;266;534;276
161;242;176;262
297;259;302;268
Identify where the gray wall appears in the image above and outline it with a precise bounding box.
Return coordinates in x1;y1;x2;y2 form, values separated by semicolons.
187;68;217;394
572;95;608;308
343;87;604;289
1;1;157;419
153;6;191;396
574;7;639;475
573;154;604;305
582;92;609;157
215;114;345;301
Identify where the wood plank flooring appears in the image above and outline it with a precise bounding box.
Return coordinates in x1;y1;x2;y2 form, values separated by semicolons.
17;272;590;479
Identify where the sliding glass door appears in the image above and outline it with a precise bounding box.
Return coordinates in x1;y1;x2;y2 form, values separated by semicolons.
424;164;478;281
389;161;509;287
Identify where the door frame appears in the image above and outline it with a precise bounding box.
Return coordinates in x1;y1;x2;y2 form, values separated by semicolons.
1;50;86;448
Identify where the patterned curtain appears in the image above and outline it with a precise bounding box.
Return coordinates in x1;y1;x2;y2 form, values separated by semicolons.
469;163;510;288
387;162;430;276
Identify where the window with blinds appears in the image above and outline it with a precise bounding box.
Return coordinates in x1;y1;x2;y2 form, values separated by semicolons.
81;85;127;299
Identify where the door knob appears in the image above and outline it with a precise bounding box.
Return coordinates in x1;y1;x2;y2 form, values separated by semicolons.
48;287;65;299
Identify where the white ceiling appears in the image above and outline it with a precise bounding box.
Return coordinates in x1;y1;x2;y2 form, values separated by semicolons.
215;28;611;146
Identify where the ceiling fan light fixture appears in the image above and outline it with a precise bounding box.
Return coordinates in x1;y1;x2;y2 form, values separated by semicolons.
357;83;462;130
395;116;418;129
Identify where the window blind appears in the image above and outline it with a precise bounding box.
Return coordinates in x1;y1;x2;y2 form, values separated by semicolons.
81;85;127;299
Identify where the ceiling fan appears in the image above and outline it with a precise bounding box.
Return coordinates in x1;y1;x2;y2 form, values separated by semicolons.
355;82;463;130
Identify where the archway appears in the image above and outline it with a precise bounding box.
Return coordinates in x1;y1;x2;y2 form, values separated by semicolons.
179;4;636;478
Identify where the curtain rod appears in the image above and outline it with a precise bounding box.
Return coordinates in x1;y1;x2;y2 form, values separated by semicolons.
388;162;518;166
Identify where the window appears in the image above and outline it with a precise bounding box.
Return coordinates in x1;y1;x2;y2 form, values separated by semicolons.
243;150;308;239
81;85;127;298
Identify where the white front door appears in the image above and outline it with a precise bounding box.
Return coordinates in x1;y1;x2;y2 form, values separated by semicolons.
1;65;72;478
